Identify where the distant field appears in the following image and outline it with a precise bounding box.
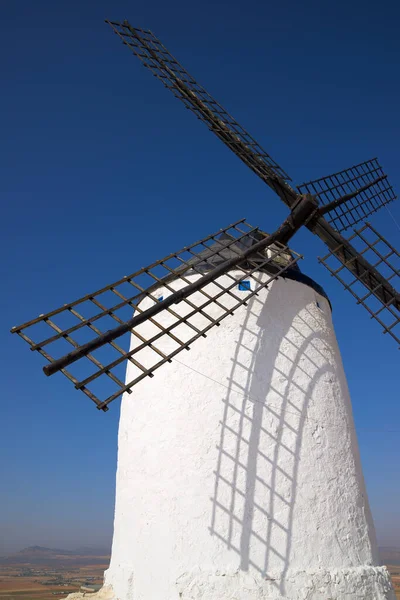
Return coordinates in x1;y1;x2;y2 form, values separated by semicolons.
388;565;400;599
0;561;398;599
0;562;108;600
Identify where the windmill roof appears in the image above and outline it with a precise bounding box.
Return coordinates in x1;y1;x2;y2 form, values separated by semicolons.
185;230;301;274
148;230;331;308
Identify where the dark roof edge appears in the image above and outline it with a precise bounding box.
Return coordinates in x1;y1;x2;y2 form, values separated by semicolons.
281;268;332;312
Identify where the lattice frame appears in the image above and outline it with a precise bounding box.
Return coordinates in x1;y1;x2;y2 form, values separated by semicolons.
319;222;400;345
12;220;301;410
106;20;291;184
298;158;396;232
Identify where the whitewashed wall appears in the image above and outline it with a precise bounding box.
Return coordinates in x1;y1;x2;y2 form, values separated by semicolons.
91;272;394;599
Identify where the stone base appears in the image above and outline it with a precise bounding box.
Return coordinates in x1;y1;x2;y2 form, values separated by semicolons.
65;566;395;599
176;567;395;599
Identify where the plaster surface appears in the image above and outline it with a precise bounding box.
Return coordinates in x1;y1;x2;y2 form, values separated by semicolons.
79;272;395;599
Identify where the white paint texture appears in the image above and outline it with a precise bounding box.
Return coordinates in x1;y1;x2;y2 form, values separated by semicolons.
84;272;395;599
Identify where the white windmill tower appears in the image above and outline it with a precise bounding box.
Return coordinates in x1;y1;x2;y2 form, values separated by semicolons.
11;19;399;600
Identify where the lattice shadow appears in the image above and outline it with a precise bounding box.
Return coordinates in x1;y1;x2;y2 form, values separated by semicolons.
209;282;339;594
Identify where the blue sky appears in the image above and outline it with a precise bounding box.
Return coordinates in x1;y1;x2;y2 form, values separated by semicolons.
1;0;399;554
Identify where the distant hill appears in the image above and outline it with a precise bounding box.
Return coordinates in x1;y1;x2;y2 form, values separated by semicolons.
0;545;110;566
73;546;111;556
2;544;398;567
379;547;400;566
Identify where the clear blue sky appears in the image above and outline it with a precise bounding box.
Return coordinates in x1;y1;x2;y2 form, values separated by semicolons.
1;0;399;554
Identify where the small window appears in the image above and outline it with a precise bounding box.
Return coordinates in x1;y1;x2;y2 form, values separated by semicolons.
238;280;251;291
316;300;322;309
158;296;164;302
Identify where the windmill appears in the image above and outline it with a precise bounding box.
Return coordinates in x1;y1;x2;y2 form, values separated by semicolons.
11;19;399;600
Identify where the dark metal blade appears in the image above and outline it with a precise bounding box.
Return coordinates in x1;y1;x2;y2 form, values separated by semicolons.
298;158;396;233
105;19;298;208
11;220;302;410
319;222;400;345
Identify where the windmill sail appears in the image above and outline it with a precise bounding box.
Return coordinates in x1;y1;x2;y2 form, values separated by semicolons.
11;20;400;415
319;222;400;344
105;20;298;208
11;220;301;410
298;158;396;233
